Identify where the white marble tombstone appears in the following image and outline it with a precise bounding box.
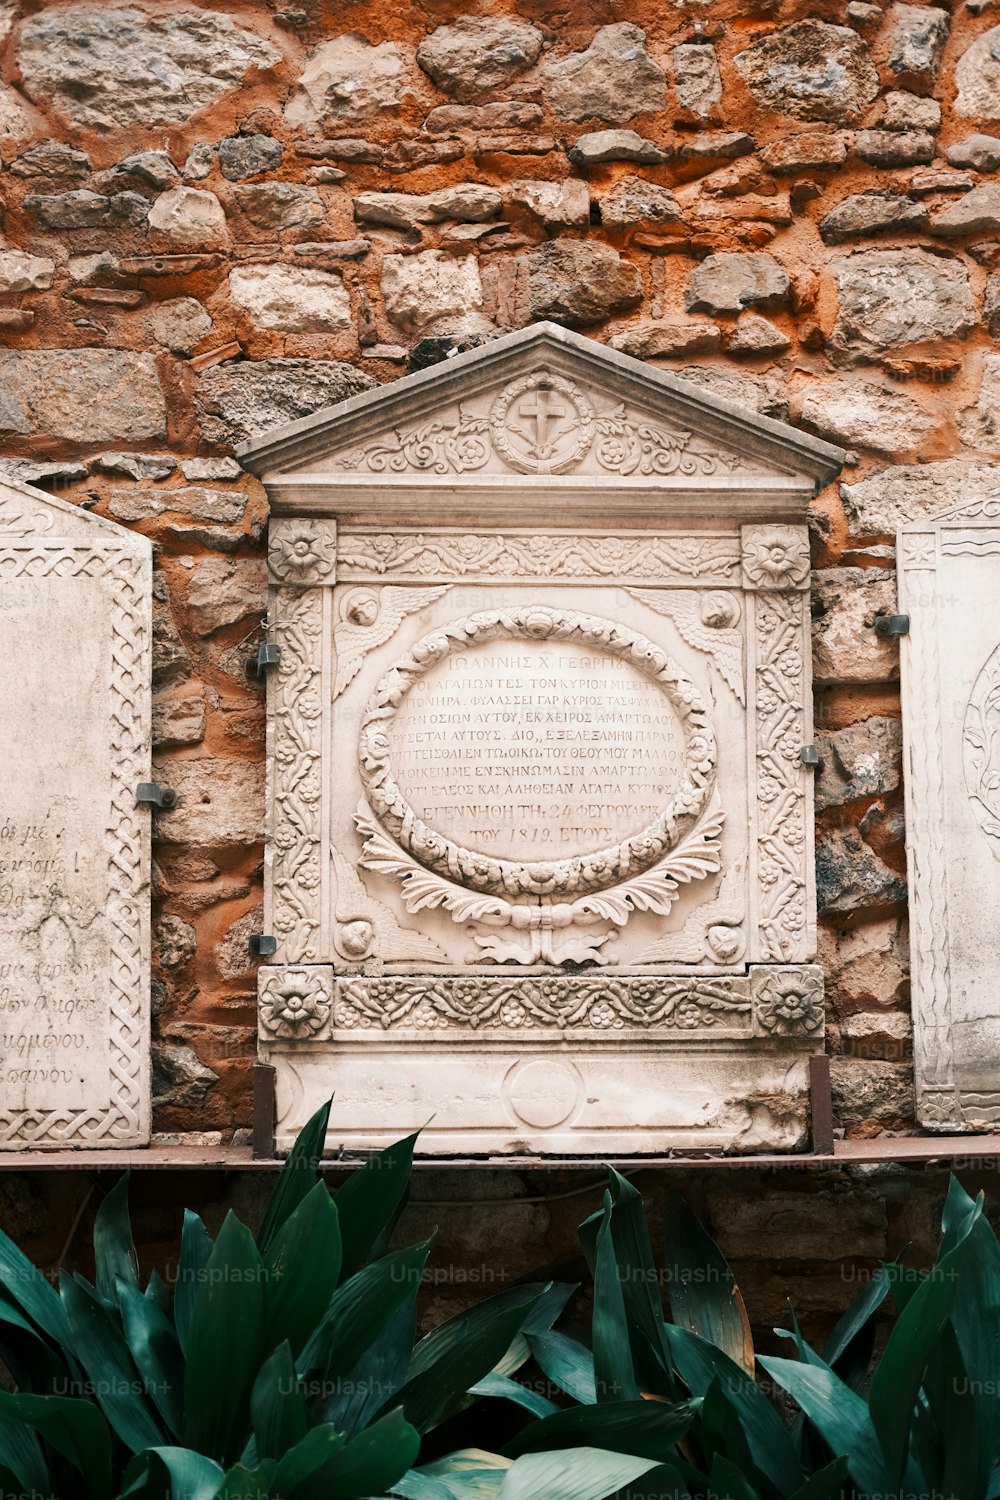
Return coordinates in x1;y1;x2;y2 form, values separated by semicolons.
0;476;152;1148
899;500;1000;1130
239;324;843;1156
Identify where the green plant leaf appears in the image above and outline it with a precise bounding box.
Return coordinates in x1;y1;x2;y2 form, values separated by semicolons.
183;1212;268;1467
251;1341;308;1461
59;1271;165;1455
313;1406;421;1499
664;1192;753;1376
701;1377;756;1479
603;1171;677;1398
174;1209;214;1358
758;1354;889;1497
788;1456;850;1500
257;1099;331;1258
587;1192;640;1403
298;1240;431;1391
264;1180;342;1358
118;1279;184;1438
665;1325;800;1498
938;1176;1000;1476
93;1174;139;1311
118;1445;225;1500
212;1459;277;1500
335;1132;419;1282
390;1448;510;1500
0;1390;110;1500
503;1398;699;1461
0;1220;74;1350
316;1297;416;1437
145;1269;170;1316
397;1283;547;1432
709;1451;761;1500
269;1424;345;1494
468;1372;559;1418
526;1330;597;1405
497;1446;661;1500
921;1319;979;1500
868;1192;980;1491
820;1264;891;1369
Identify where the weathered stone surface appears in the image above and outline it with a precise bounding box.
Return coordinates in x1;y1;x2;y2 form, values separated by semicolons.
685;252;789;315
609;318;721;359
527;240;643;325
183;143;213;180
17;7;281;129
568;129;667;167
154;758;264;845
108;487;247;524
875;90;941;129
151;1042;218;1111
424;101;542;134
354;185;502;230
154;915;197;968
830;250;974;360
0;251;55;294
232;183;324;230
801;378;937;453
197;358;375;445
417;17;542;102
381;250;487;336
150;297;212;355
286;34;415;127
760;132;847;174
9;141;90;178
542;24;666;124
947;133;1000;171
599;176;682;230
888;4;949;86
727;314;790;357
954;24;1000;118
842;459;1000;535
985;274;1000;339
957;354;1000;449
705;1185;887;1260
816;717;903;810
186;558;266;636
676;365;789;420
855;128;935;167
0;350;165;442
734;20;879;123
830;1058;915;1127
147;187;227;249
816;828;907;915
819;191;928;244
229;265;351;333
97;452;177;481
931;185;1000;238
216;905;263;981
153;692;206;750
812;568;899;684
23;190;149;230
0;480;152;1149
672;43;721;122
820;917;909;1012
217;134;283;181
0;83;43;143
113;150;178;189
152;572;190;689
507;179;589;230
180;458;243;482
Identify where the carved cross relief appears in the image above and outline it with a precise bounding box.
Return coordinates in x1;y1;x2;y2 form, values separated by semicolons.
241;324;843;1155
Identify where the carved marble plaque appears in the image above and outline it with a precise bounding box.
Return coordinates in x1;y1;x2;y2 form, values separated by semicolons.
240;324;843;1155
899;503;1000;1130
0;477;152;1148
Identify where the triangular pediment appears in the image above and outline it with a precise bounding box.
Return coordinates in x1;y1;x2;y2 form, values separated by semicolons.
0;472;148;548
237;324;843;496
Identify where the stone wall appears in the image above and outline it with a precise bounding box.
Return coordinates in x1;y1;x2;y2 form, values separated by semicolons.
0;0;996;1324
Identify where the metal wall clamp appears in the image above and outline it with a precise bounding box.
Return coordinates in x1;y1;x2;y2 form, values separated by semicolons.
136;782;177;809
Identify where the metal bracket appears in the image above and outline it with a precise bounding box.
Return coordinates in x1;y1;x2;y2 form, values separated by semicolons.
798;745;823;769
874;613;910;637
136;782;177;810
250;933;278;957
246;642;282;678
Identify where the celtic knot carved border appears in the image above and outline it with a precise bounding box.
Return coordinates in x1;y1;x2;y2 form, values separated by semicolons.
0;543;150;1147
754;592;810;962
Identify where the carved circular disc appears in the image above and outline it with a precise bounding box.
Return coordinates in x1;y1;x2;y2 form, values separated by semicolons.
357;605;718;901
503;1058;583;1128
489;373;594;475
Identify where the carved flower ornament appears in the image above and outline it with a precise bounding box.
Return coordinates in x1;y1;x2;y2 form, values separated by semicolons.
742;527;810;589
756;973;824;1036
269;522;336;582
259;969;332;1039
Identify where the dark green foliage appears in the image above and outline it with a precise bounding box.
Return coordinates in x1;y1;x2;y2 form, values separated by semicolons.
2;1103;1000;1499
